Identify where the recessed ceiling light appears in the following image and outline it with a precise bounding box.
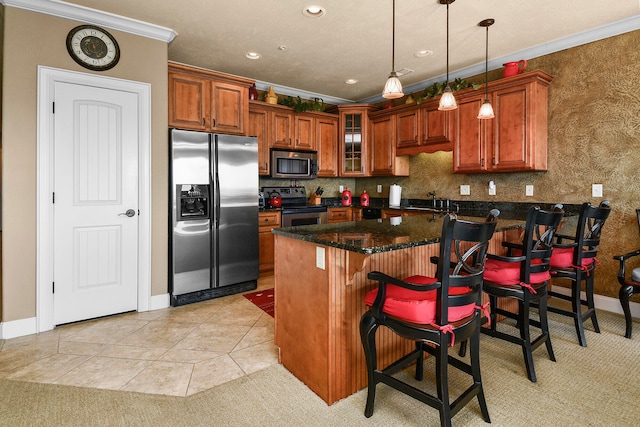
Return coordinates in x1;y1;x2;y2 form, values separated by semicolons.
345;79;358;85
414;50;433;58
303;5;326;18
245;52;261;60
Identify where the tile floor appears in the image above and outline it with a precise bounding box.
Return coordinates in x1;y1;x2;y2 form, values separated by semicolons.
0;276;278;397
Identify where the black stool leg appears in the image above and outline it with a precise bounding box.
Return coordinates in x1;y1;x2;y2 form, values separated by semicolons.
619;285;634;339
585;273;600;333
572;275;588;347
360;313;379;417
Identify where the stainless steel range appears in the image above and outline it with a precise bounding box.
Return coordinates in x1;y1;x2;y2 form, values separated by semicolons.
262;186;327;227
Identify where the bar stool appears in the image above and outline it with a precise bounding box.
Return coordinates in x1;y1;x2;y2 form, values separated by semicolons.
548;201;611;347
481;205;564;382
360;211;498;427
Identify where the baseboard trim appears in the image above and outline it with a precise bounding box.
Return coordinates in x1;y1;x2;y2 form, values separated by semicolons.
150;293;170;311
0;316;37;339
551;286;640;317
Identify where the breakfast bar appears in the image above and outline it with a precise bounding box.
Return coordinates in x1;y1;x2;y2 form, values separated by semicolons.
272;213;526;405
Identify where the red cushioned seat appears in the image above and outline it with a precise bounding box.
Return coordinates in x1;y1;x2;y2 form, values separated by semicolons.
484;258;551;285
549;247;594;268
364;275;475;324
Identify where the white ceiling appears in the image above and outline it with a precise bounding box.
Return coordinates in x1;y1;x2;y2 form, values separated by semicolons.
47;1;640;103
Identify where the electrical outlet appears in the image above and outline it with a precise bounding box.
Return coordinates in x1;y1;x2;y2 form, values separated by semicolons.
460;185;470;196
316;247;325;270
525;185;534;197
377;184;382;193
339;185;344;193
488;181;496;196
592;184;603;198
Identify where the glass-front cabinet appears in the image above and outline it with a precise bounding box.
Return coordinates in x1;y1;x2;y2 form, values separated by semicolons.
338;104;375;177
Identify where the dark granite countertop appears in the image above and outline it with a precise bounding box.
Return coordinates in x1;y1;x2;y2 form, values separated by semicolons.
272;213;526;254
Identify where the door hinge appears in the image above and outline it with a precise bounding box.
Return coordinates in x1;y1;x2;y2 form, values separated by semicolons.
52;102;55;114
52;282;55;293
52;192;55;203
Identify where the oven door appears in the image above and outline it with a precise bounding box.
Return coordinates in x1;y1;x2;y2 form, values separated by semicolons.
281;210;327;227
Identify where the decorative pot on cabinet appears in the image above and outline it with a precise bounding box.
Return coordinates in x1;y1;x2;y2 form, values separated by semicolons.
503;60;527;78
265;86;278;104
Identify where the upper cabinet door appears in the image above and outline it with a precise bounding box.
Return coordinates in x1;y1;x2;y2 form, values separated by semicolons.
168;71;208;131
272;110;294;148
248;103;270;175
294;114;315;150
209;81;248;135
396;108;420;149
453;94;489;173
316;116;338;177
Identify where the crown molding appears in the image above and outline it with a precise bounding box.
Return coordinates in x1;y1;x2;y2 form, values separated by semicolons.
0;0;177;43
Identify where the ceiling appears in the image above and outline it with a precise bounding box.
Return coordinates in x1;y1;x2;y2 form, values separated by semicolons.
59;0;640;103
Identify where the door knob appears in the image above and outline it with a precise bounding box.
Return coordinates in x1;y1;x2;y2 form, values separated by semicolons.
119;209;136;217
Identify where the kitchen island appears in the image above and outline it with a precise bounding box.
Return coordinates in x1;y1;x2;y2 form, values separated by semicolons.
272;213;526;405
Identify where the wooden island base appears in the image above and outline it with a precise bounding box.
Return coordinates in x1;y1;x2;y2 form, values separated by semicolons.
274;229;519;405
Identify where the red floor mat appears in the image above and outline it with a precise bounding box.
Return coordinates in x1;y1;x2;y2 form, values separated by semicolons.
243;288;274;317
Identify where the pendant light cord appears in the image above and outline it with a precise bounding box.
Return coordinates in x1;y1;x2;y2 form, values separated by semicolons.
484;25;489;101
445;1;449;84
391;0;396;72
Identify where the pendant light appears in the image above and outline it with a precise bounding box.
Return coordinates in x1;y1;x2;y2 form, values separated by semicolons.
477;18;495;119
438;0;457;111
382;0;404;99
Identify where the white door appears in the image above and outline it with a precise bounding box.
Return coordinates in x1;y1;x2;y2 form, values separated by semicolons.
52;81;139;325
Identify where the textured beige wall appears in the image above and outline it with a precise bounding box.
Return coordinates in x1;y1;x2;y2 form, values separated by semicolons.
356;30;640;300
1;8;169;322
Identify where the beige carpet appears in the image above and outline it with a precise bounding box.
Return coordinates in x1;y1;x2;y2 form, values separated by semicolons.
1;309;639;427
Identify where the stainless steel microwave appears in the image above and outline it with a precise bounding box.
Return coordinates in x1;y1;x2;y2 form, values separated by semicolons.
270;149;318;179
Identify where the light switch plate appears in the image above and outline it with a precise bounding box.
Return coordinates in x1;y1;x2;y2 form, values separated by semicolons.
316;246;325;270
339;185;344;193
460;185;470;196
526;185;534;197
592;184;603;198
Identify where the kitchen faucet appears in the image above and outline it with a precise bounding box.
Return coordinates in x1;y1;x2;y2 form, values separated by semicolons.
427;191;437;207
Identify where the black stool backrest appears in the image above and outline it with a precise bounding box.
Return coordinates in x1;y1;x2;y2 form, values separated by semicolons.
519;206;565;283
436;213;498;325
572;201;611;265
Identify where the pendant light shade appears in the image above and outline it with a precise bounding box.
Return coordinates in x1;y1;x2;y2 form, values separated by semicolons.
438;0;457;111
477;18;495;119
382;0;404;99
383;71;404;99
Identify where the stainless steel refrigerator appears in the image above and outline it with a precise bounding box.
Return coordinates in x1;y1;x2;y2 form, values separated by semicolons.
169;128;258;306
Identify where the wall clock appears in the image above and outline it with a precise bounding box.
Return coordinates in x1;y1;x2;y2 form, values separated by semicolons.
66;25;120;71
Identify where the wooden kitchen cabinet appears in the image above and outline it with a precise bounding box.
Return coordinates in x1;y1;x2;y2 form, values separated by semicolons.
294;114;315;150
272;108;294;148
316;115;339;177
328;207;364;222
259;210;281;275
351;207;363;221
419;99;455;152
168;62;252;135
453;70;552;173
248;102;270;175
250;102;338;176
328;207;352;223
338;104;376;177
369;114;409;177
396;107;420;149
